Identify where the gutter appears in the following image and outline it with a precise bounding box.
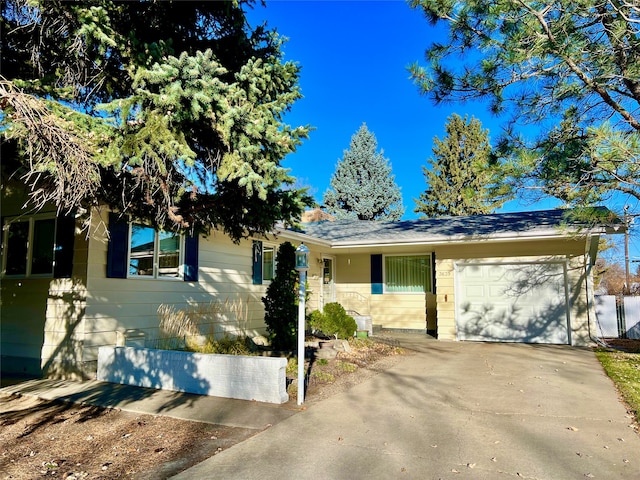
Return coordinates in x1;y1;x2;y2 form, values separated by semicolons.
270;222;612;252
327;230;597;249
271;228;332;248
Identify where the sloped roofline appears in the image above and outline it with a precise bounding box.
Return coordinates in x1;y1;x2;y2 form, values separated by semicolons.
279;207;622;249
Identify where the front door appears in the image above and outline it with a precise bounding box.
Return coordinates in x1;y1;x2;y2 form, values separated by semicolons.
321;257;335;309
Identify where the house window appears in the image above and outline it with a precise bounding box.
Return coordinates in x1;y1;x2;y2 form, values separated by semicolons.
2;216;56;277
129;224;182;279
384;254;432;293
251;240;278;285
263;245;275;282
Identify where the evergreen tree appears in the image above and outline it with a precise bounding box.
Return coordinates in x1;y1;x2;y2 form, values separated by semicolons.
409;0;640;208
262;242;298;351
414;114;509;217
323;124;404;220
0;1;311;240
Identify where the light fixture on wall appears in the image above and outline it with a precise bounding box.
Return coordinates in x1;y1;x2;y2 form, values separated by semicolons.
317;257;324;265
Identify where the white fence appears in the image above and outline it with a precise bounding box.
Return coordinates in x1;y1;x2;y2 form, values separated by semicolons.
595;295;640;339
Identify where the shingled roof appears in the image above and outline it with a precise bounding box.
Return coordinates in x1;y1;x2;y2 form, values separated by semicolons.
295;208;619;247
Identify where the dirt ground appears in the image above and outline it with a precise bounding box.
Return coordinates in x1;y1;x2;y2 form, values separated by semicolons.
0;340;405;480
601;338;640;353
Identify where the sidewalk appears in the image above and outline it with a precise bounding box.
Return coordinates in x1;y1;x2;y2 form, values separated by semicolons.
0;377;298;430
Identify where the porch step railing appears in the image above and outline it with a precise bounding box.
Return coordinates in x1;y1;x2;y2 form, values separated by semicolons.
336;291;370;316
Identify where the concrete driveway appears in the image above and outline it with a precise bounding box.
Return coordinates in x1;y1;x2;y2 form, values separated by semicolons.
173;339;639;479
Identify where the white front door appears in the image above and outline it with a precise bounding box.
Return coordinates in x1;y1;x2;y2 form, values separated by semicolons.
321;257;336;309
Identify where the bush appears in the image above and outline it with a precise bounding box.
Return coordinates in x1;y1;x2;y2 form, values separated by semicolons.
262;242;298;351
194;335;255;356
308;302;357;339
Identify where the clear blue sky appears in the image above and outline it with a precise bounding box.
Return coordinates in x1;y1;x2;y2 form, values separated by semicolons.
246;0;502;212
246;0;639;264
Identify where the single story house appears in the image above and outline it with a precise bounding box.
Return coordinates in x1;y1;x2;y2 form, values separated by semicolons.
1;182;620;379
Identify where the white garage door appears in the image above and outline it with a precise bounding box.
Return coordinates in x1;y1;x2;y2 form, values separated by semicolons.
455;261;569;344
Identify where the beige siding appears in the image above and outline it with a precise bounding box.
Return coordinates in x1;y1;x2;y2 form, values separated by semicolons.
324;238;593;344
435;237;592;345
84;222;268;360
371;293;427;330
81;217;330;366
1;279;50;363
435;238;585;259
303;259;325;312
567;255;591;345
0;189;89;378
435;258;456;340
332;252;432;331
2;187;599;382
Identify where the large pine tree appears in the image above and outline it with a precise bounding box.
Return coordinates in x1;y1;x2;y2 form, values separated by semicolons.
409;0;640;208
0;0;311;240
414;114;509;217
323;124;404;221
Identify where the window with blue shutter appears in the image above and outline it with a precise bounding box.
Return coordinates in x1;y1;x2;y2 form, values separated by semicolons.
107;213;198;281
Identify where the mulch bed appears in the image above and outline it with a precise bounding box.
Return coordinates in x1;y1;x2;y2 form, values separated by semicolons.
600;338;640;353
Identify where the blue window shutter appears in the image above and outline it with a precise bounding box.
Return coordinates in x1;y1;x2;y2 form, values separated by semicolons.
371;254;383;294
252;240;263;285
53;214;75;278
184;234;199;282
107;213;128;278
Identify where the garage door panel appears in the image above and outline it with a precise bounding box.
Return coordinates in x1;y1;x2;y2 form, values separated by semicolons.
456;262;569;344
463;285;486;297
489;285;506;298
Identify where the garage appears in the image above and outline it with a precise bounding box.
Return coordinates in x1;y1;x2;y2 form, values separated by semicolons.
455;261;570;344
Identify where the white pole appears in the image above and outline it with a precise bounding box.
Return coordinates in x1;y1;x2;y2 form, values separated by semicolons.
297;270;307;406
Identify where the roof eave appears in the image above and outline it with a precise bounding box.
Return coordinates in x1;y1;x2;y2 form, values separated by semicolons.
326;228;593;249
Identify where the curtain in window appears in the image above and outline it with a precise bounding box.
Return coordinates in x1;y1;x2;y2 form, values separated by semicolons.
385;255;431;293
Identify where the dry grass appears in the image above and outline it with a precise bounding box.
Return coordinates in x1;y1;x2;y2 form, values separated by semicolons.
153;298;251;352
287;337;406;401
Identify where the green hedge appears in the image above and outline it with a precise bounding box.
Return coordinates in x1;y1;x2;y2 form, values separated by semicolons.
308;302;357;339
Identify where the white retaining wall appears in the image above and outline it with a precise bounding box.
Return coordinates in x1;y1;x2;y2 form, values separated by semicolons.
97;346;288;404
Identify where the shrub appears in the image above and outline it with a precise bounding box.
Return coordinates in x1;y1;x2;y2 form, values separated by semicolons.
262;242;298;351
195;335;254;356
308;302;357;339
308;310;325;334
